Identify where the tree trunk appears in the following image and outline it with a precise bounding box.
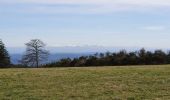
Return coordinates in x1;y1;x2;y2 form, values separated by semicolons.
35;45;39;68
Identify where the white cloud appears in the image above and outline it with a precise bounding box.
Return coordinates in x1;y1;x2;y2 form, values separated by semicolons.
142;26;166;31
1;0;170;14
2;0;170;6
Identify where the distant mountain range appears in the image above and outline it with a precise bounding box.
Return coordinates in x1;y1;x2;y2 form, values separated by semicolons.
7;46;151;54
8;46;169;64
10;53;93;64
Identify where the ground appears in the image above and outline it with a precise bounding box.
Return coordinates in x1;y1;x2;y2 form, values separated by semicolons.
0;65;170;100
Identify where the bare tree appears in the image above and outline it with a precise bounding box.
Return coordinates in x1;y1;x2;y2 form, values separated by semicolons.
21;39;49;67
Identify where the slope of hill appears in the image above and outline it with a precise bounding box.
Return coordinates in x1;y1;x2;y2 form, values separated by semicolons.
0;65;170;99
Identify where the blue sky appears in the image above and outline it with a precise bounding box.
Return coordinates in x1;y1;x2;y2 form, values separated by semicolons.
0;0;170;48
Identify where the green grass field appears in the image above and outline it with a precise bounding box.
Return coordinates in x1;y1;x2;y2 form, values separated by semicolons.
0;65;170;100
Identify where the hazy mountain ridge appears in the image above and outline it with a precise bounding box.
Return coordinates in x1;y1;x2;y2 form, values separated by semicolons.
7;46;159;54
10;53;93;64
8;46;169;64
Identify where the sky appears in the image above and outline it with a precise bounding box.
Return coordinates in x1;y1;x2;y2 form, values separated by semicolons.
1;0;170;48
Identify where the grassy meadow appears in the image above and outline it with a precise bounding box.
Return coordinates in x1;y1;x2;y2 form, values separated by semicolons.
0;65;170;100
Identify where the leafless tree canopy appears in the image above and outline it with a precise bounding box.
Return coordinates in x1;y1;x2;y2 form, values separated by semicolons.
21;39;49;67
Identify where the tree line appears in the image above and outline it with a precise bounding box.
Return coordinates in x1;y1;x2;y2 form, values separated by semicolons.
43;49;170;67
1;39;170;68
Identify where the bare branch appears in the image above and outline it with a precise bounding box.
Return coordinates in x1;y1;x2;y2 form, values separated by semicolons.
21;39;49;67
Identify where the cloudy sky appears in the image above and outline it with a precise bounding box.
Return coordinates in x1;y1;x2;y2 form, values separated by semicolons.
0;0;170;48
